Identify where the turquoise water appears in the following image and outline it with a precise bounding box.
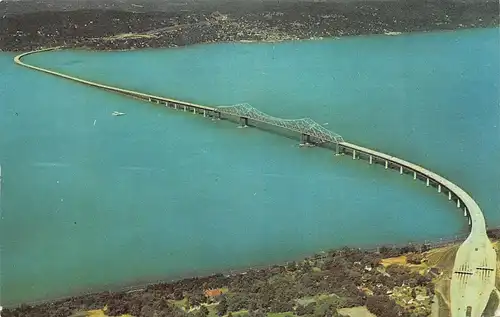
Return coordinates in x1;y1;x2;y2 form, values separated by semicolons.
1;27;499;306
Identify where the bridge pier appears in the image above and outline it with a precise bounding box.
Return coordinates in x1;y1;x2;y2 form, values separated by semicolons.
193;108;197;114
438;184;442;193
183;106;187;112
385;160;388;169
464;207;467;217
174;103;177;109
352;149;356;159
240;117;248;127
369;155;373;164
399;166;403;175
448;191;452;201
203;110;206;117
457;200;461;208
426;178;430;187
301;134;310;145
413;171;417;180
335;143;340;156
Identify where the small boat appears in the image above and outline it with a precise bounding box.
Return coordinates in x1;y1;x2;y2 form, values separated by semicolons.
112;111;126;116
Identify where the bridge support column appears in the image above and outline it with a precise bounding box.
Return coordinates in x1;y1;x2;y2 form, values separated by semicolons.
399;166;403;175
426;178;430;187
157;100;160;104
193;108;196;114
457;200;461;208
369;155;373;164
464;207;467;217
385;161;388;169
240;117;248;127
438;184;442;193
468;217;471;225
352;150;356;159
301;134;310;145
203;110;206;117
183;106;187;112
174;104;177;109
448;191;452;201
148;97;152;102
335;143;340;156
413;171;417;180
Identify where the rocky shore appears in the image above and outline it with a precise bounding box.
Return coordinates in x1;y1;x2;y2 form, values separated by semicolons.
0;0;499;52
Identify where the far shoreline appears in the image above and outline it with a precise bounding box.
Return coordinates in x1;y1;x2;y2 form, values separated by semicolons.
4;26;498;55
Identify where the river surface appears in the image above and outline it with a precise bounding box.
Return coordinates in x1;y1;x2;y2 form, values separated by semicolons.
0;27;499;306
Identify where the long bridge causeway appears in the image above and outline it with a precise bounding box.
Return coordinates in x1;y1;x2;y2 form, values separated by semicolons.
14;48;497;317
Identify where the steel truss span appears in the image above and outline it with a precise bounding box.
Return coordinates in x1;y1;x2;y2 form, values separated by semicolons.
217;103;344;143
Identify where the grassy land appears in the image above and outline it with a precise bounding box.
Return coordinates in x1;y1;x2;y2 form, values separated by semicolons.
71;308;132;317
494;241;500;288
267;313;296;317
171;297;188;309
338;306;376;317
380;255;407;267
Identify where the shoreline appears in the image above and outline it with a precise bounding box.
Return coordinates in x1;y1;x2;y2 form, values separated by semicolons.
1;1;498;52
0;231;479;309
2;236;498;316
0;243;459;308
3;26;497;55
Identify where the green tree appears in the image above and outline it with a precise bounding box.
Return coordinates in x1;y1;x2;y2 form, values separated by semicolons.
217;296;228;316
140;305;154;317
315;301;336;317
199;305;209;317
296;303;315;316
411;288;417;299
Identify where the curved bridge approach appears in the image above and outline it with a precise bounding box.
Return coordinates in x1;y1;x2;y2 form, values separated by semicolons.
14;48;497;317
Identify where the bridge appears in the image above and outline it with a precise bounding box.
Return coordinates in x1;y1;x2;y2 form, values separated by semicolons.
14;48;497;316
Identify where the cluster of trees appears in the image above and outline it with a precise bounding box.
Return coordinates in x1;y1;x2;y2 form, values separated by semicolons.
406;253;425;265
3;246;436;317
487;228;500;240
366;296;406;317
377;243;435;259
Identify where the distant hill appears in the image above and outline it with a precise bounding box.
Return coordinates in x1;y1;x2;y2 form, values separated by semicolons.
2;0;497;16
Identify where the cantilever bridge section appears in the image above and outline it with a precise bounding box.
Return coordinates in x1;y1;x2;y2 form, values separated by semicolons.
216;103;344;144
14;48;497;317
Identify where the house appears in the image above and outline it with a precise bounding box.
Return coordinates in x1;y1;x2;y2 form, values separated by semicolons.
204;289;224;298
428;267;441;277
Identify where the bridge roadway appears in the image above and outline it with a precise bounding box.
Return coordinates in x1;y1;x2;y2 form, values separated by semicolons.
15;48;497;316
